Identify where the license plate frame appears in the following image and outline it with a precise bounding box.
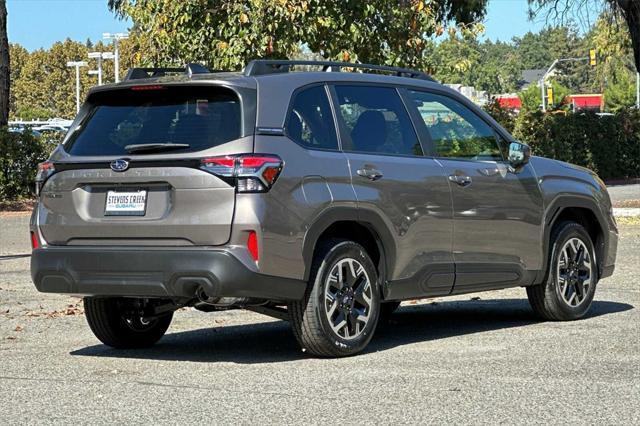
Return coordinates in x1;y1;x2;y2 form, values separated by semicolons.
104;189;148;216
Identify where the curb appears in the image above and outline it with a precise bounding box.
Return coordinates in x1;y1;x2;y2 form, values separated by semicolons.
613;208;640;217
605;178;640;186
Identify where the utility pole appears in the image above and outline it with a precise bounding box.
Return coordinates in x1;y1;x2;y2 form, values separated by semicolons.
88;51;115;85
66;61;88;113
102;32;129;83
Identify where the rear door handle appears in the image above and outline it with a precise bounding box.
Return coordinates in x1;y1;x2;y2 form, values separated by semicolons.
448;174;472;187
357;168;384;181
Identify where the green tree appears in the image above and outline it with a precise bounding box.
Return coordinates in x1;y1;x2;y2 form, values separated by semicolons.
478;40;521;93
589;12;636;97
13;39;92;119
8;43;28;118
604;67;636;111
429;35;520;94
8;37;146;120
529;0;640;72
513;30;555;70
430;33;482;86
513;27;580;70
109;0;488;70
509;25;600;95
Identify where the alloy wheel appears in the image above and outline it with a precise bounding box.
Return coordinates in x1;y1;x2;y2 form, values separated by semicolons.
324;258;373;340
556;237;593;307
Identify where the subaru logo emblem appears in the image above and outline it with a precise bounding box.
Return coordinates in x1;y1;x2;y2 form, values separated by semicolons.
110;159;129;172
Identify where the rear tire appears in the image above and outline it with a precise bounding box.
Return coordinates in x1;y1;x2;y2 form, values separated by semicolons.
527;221;598;321
289;239;380;357
84;297;173;349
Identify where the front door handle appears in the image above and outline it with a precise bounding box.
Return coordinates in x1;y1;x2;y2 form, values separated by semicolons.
357;167;384;181
448;174;472;187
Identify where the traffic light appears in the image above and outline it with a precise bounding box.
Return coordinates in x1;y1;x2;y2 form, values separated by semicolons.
547;86;554;104
589;49;597;66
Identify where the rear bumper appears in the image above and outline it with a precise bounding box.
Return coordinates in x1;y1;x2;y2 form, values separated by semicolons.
31;246;306;301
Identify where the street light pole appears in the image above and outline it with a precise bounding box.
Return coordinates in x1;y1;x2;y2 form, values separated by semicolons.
88;52;103;85
103;33;129;83
88;52;115;86
540;59;558;112
66;61;88;113
636;72;639;109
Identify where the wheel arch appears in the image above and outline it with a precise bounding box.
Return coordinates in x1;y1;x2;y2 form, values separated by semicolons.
301;207;396;286
539;196;607;284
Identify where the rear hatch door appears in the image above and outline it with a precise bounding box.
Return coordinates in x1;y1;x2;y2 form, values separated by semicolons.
36;83;253;246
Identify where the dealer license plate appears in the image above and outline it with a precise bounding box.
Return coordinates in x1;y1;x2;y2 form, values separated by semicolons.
105;190;147;216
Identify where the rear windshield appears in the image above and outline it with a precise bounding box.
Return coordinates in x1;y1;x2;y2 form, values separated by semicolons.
64;86;242;156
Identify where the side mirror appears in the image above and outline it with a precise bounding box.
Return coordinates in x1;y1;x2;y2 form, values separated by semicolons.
508;141;531;169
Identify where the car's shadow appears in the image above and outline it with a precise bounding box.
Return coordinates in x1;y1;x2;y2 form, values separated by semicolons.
71;299;633;364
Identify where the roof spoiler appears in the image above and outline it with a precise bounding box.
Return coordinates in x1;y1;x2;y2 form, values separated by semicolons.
243;59;435;82
123;63;210;81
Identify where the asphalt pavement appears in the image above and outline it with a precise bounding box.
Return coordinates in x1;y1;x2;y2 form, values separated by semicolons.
0;213;638;424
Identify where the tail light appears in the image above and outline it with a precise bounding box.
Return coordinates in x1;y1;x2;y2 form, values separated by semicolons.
35;161;55;197
201;154;283;193
30;231;40;250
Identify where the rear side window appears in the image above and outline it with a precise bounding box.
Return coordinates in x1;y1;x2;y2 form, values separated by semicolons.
64;86;242;156
286;85;338;150
407;90;502;161
334;85;421;156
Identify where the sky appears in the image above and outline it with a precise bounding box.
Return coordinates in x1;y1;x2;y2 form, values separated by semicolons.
5;0;591;51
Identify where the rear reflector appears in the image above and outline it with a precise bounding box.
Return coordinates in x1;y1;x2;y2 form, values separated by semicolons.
247;231;259;262
30;231;40;250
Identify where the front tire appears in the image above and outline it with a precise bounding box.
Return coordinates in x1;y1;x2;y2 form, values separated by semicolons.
527;221;598;321
84;297;173;349
289;239;381;357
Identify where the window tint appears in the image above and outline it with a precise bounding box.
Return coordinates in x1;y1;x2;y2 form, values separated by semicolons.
64;86;242;156
334;85;422;156
286;85;338;150
408;90;502;161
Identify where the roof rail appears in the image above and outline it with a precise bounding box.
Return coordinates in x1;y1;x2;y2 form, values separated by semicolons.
123;63;210;81
243;59;435;81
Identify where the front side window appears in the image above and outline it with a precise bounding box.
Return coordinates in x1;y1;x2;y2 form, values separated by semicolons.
407;90;502;161
286;85;338;150
334;85;422;156
64;86;242;156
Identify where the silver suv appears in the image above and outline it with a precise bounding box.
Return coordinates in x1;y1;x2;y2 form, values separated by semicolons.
30;60;618;357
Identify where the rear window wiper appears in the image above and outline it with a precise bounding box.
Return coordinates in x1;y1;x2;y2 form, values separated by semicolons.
124;143;190;154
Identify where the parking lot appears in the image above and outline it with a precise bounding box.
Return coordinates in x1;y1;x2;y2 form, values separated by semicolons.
1;213;638;424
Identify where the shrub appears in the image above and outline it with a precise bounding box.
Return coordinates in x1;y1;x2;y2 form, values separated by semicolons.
483;98;516;134
0;127;62;201
510;108;640;180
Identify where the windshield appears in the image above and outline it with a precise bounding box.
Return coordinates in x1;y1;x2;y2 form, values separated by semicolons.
64;86;242;156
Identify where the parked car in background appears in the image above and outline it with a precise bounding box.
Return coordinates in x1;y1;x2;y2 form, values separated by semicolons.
9;127;42;138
